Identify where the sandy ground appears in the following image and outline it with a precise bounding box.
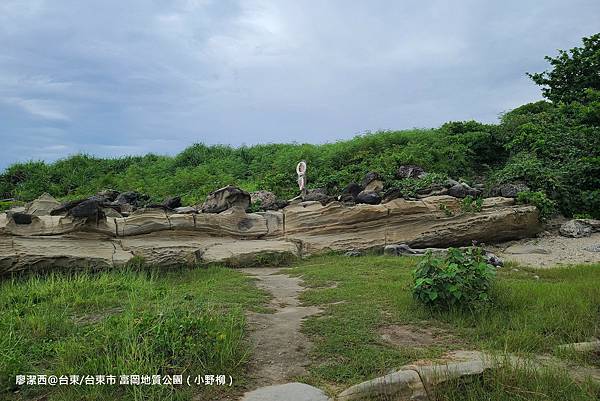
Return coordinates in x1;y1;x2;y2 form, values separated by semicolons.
242;268;321;389
490;232;600;268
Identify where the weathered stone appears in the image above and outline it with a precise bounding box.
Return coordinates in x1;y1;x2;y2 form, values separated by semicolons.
338;183;362;203
202;185;250;213
101;207;122;218
162;196;182;209
384;243;418;256
303;188;334;204
250;191;288;211
24;193;60;216
381;187;403;203
356;190;381;205
492;182;530;198
344;250;362;257
173;206;197;214
448;183;480;198
396;165;426;180
241;382;329;401
96;189;120;202
68;199;102;219
0;234;134;274
361;172;384;193
8;212;33;225
51;199;86;216
114;191;149;207
560;219;600;238
337;369;427;401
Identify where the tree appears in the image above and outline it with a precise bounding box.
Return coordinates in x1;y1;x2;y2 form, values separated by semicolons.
528;33;600;104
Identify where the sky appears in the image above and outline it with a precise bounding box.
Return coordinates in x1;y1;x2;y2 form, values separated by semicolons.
1;0;599;169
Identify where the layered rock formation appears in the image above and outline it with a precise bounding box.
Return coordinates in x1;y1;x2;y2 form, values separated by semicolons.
0;195;540;274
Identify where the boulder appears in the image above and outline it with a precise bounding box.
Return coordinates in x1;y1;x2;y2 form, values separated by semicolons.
8;212;33;225
51;199;86;216
163;196;182;209
96;189;120;202
24;193;60;216
361;172;384;193
396;165;426;180
303;188;334;204
250;191;288;211
492;182;529;198
68;199;102;219
113;191;149;208
559;219;600;238
201;185;250;213
448;183;481;198
382;188;403;203
338;183;362;203
384;244;418;256
356;190;381;205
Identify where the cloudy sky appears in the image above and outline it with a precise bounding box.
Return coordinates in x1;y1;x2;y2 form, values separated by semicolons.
1;0;599;168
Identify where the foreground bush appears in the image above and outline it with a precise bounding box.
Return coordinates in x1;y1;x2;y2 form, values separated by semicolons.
412;247;496;310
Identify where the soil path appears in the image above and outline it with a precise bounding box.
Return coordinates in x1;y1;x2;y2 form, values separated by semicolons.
242;268;321;388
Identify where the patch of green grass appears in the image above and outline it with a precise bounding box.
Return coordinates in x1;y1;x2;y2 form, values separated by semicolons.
433;364;599;401
0;267;269;401
290;255;600;390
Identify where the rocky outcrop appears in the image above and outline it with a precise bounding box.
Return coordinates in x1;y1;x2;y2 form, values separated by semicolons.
559;219;600;238
0;195;541;274
250;191;288;211
24;193;60;216
201;185;250;213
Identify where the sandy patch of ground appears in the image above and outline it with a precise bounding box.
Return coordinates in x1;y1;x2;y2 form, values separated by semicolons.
491;232;600;268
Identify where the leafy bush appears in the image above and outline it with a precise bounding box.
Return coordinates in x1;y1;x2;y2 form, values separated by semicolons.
412;247;496;310
516;191;557;221
460;195;483;213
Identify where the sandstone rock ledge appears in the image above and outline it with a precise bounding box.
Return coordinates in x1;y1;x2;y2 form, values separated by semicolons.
0;196;540;273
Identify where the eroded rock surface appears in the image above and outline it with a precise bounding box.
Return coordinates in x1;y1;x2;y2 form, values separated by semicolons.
0;195;541;273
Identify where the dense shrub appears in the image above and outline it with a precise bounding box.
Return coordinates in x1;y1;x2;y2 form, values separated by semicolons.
516;191;557;221
412;247;496;310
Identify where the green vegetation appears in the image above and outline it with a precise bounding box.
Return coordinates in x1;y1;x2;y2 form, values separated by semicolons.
0;267;269;401
434;365;599;401
1;34;599;218
516;191;557;221
412;247;495;309
289;255;599;394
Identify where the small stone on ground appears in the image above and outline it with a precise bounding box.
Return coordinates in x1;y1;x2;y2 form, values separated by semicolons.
241;382;329;401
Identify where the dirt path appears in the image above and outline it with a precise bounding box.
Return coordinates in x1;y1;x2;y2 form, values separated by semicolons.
242;268;321;388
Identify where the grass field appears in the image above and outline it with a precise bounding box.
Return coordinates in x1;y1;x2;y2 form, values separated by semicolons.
1;255;599;400
289;255;600;399
0;267;269;401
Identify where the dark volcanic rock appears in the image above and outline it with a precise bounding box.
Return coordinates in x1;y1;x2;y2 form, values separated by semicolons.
356;190;381;205
163;196;182;209
381;188;403;203
338;183;362;203
10;212;33;225
96;189;120;202
68;199;102;219
51;199;86;216
361;172;383;192
114;191;149;207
